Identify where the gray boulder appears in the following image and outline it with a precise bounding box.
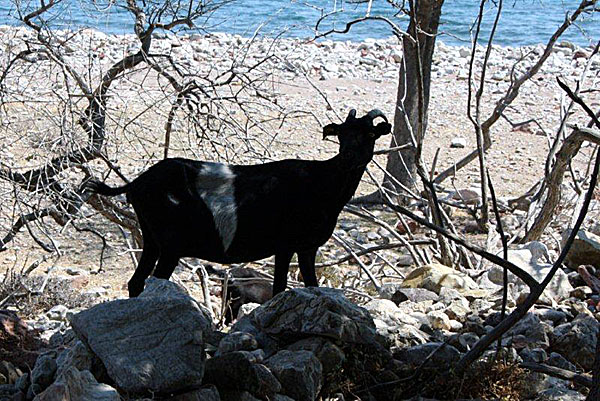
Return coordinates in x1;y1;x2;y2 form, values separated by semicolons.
56;341;95;377
562;229;600;269
393;342;461;369
69;278;212;394
401;263;477;294
33;367;119;401
535;387;585;401
203;351;281;398
0;361;22;385
233;288;383;347
520;348;547;364
380;323;430;349
508;312;551;348
547;352;577;372
272;395;295;401
219;390;260;401
0;383;17;398
393;287;439;303
488;242;573;302
31;352;56;392
378;285;439;303
216;332;258;356
550;313;599;370
286;337;345;375
170;385;221;401
265;350;323;401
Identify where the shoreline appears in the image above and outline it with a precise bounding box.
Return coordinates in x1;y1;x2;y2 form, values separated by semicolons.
1;23;598;49
0;24;596;84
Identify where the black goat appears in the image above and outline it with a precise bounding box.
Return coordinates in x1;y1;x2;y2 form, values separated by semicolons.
86;109;391;297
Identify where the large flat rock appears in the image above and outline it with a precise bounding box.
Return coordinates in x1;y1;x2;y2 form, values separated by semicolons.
69;278;212;394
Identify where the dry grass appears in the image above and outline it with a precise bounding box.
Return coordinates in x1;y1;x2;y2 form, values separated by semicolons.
455;360;527;400
0;268;95;318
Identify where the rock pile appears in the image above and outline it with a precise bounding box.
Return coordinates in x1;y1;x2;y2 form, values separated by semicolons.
3;279;395;401
2;245;599;401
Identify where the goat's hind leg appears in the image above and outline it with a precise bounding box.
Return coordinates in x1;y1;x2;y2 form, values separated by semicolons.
152;253;180;281
272;252;293;296
298;248;318;288
128;218;159;297
128;243;159;297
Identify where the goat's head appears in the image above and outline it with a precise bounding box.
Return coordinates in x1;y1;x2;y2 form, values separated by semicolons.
323;109;392;164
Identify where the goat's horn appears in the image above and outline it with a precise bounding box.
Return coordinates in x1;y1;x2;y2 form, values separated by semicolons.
346;109;357;121
366;109;388;123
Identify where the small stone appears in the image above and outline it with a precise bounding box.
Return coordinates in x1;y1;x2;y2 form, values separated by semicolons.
458;47;471;58
448;320;463;331
573;49;590;59
323;63;339;73
570;286;592;300
46;305;69;321
390;50;402;63
536;387;585;400
427;310;451;331
34;367;120;401
520;348;547;363
204;352;280;398
65;267;86;276
286;338;345;375
458;332;479;351
450;188;481;205
450;137;467;148
237;303;261;321
216;332;258;356
445;301;470;321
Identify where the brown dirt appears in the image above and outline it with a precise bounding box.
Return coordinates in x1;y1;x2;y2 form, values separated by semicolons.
0;309;47;370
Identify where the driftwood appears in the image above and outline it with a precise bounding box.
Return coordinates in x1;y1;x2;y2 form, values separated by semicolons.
520;362;593;388
523;127;600;241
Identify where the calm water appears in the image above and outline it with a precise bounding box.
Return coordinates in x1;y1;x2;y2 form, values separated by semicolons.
0;0;598;46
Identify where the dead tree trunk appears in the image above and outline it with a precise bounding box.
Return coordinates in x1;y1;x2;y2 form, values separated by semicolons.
382;0;444;200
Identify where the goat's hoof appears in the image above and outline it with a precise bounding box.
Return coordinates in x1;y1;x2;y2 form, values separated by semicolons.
128;285;144;298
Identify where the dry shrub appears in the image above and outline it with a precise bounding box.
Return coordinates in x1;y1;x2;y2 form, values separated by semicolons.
446;360;527;400
0;269;94;318
347;358;528;400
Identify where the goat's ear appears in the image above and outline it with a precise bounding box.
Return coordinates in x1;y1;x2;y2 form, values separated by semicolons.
322;123;340;139
372;121;392;137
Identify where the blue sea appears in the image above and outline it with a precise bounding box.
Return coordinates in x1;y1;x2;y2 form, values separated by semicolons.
0;0;598;46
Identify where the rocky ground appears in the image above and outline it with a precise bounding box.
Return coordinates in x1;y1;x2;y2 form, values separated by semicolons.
0;27;599;400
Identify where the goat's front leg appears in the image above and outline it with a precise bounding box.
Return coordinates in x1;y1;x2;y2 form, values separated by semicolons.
298;248;318;288
272;252;293;296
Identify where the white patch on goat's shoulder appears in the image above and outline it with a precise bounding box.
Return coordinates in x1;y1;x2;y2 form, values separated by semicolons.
196;162;237;252
167;193;180;205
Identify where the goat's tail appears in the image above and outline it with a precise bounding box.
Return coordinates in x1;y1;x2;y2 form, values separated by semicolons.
85;179;129;197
